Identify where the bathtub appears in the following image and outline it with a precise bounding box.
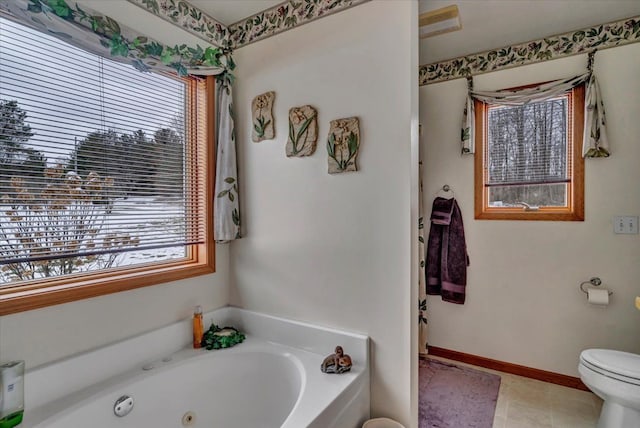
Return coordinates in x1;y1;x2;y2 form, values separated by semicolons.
22;308;370;428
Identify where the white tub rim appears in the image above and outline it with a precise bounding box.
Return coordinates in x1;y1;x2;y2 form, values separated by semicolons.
23;307;370;427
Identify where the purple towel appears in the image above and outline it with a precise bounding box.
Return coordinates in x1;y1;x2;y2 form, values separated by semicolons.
426;197;469;304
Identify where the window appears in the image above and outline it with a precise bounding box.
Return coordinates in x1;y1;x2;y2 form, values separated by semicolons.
474;84;584;221
0;18;214;314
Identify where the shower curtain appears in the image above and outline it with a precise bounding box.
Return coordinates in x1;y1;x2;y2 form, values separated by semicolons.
418;162;428;354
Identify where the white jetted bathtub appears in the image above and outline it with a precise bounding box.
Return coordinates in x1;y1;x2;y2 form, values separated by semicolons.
22;308;370;428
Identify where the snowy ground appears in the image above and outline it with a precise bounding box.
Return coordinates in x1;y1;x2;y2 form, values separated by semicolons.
108;196;187;266
0;196;189;284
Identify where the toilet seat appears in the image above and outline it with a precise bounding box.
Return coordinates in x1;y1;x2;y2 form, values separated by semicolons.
580;349;640;386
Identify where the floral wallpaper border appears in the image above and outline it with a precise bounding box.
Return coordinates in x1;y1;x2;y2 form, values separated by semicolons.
125;0;229;48
125;0;371;50
419;15;640;86
227;0;371;48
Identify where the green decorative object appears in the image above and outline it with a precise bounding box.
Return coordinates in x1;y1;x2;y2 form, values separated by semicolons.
0;411;23;428
202;324;246;350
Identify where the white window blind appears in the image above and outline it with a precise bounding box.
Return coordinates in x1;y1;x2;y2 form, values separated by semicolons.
486;95;570;207
0;17;207;284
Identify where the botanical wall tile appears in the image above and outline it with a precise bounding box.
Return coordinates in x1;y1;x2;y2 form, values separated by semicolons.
125;0;229;48
286;105;318;157
419;15;640;86
229;0;371;49
251;91;275;142
327;117;360;174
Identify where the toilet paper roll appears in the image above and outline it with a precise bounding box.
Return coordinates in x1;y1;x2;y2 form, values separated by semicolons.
588;288;610;305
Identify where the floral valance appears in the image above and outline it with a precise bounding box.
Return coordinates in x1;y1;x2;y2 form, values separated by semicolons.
461;65;609;158
0;0;241;241
0;0;233;77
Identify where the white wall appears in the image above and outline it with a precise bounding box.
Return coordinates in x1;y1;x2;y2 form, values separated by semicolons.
229;1;417;425
420;43;640;377
0;253;229;368
0;1;230;369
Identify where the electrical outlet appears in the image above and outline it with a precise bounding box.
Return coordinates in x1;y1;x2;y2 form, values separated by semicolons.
613;216;639;234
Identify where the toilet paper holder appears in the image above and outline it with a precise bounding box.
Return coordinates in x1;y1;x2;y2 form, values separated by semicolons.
580;277;613;296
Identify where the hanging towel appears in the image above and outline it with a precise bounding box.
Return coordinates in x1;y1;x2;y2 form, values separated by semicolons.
426;197;470;304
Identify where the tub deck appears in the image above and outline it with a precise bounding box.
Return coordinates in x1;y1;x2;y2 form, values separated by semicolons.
22;308;370;428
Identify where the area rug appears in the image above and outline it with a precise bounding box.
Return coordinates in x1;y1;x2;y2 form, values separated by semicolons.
419;358;501;428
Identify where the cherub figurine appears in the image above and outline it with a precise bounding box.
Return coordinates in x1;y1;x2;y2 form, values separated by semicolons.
320;345;353;374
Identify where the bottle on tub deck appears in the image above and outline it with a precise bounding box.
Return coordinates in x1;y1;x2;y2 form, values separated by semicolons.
193;306;204;349
0;360;25;428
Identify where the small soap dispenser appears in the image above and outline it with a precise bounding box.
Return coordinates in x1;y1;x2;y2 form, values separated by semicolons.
0;360;25;428
193;306;204;349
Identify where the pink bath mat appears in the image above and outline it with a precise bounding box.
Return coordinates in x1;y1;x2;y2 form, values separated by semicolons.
419;358;501;428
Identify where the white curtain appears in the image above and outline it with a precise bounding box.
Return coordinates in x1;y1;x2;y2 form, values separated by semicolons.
583;73;609;158
461;71;609;158
215;82;241;242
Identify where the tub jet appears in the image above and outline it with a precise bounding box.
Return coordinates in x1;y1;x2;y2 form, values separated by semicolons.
182;411;196;426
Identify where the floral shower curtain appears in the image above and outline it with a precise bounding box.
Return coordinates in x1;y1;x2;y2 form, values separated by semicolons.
460;56;609;158
0;0;241;241
215;81;241;241
418;162;428;354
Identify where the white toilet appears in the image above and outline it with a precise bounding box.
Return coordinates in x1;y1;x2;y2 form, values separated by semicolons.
579;349;640;428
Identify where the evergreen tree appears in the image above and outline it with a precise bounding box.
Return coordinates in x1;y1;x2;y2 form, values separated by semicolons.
128;130;156;196
153;128;184;197
0;99;45;194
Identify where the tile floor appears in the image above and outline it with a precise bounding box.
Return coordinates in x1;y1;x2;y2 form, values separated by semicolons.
426;356;602;428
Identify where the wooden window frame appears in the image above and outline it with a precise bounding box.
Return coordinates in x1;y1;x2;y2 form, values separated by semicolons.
474;84;585;221
0;75;216;316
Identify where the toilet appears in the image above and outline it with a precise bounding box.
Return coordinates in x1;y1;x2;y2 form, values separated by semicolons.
579;349;640;428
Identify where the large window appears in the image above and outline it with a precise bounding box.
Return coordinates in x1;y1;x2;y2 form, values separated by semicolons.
0;18;214;314
474;84;584;221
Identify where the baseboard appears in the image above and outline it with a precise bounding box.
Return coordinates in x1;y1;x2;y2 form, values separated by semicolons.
424;346;590;391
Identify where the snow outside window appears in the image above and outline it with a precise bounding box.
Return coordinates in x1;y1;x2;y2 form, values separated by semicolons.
0;17;214;313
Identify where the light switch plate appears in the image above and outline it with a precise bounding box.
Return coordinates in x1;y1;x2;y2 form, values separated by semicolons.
613;216;639;234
